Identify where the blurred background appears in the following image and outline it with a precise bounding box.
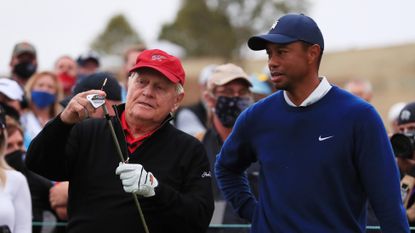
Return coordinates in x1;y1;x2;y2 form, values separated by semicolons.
1;0;415;130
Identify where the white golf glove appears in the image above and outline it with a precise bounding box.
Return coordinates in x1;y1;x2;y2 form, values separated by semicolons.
115;162;159;197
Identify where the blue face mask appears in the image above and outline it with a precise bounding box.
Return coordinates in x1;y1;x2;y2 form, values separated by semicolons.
31;91;56;109
214;96;253;128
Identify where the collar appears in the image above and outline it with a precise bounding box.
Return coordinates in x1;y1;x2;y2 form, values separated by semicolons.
117;105;173;154
284;77;332;107
120;111;157;153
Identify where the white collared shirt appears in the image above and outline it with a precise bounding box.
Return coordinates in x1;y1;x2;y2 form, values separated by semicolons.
284;77;332;107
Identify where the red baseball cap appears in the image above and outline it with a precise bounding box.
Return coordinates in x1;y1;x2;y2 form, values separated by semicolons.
129;49;186;86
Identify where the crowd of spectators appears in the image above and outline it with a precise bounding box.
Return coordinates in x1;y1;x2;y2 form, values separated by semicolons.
0;34;413;233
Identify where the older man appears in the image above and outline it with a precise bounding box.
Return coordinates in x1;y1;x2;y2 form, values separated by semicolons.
26;49;214;233
199;64;259;231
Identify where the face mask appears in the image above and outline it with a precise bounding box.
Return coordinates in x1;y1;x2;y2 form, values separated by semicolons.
58;72;76;95
214;96;253;128
31;90;56;109
5;150;25;172
13;61;37;79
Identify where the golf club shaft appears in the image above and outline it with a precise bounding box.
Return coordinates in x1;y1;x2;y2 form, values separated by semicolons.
102;105;150;233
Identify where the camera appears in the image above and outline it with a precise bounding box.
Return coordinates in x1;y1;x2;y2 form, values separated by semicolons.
390;132;415;159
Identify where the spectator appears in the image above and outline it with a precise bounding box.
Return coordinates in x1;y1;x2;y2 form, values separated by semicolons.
391;102;415;224
344;79;373;102
388;102;407;135
174;64;217;136
9;41;38;88
61;72;122;117
248;72;273;102
25;49;214;233
21;71;63;149
0;106;32;233
20;71;66;228
120;44;147;102
54;56;78;97
200;63;256;231
4;115;57;233
76;51;100;81
0;78;24;120
215;13;409;233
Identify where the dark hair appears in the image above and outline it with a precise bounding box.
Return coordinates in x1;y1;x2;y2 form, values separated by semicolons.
0;105;6;130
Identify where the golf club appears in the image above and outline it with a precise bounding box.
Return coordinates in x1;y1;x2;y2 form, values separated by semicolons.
86;78;150;233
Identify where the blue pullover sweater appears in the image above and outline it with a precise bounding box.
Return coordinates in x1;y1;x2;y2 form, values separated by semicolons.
215;86;409;233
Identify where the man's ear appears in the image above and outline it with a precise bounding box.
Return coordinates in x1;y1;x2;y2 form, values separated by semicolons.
172;92;185;112
203;90;216;110
308;44;321;65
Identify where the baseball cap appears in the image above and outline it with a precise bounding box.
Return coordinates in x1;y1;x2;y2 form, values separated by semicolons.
198;64;218;86
398;102;415;125
129;49;185;86
77;50;100;67
12;41;37;57
207;63;252;91
388;102;406;123
249;73;272;95
60;72;121;107
0;78;24;101
248;13;324;51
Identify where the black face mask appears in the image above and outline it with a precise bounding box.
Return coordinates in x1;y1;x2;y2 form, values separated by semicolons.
5;150;26;173
214;96;253;128
13;61;37;79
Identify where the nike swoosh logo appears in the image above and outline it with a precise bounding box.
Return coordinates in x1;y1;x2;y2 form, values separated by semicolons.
319;135;334;141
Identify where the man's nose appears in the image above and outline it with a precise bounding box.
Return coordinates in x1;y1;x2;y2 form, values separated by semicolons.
268;55;280;69
142;85;155;97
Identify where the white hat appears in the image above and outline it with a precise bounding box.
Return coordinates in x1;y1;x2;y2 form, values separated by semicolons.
198;64;217;85
207;63;252;91
0;78;24;101
388;102;407;123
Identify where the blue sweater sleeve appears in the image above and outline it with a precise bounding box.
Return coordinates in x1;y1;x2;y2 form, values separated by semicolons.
215;108;258;221
355;106;409;232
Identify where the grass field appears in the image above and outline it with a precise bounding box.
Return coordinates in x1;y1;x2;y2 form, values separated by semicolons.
180;43;415;132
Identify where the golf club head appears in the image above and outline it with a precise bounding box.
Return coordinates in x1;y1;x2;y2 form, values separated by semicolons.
87;94;106;109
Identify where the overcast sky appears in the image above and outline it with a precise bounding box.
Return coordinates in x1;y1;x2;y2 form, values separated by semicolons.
1;0;415;74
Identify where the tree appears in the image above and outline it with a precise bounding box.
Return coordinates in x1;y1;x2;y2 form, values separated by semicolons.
159;0;308;58
91;14;143;56
211;0;308;54
159;0;237;58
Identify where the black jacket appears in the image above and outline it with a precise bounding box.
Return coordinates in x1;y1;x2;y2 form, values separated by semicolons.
26;104;214;233
202;126;259;226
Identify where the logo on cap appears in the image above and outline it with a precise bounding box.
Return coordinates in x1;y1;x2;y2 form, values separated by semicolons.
401;110;411;121
270;20;279;30
151;54;167;61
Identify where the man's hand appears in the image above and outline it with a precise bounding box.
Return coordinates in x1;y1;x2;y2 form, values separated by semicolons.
115;163;158;197
60;90;106;124
49;181;69;208
49;182;69;220
55;206;68;220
